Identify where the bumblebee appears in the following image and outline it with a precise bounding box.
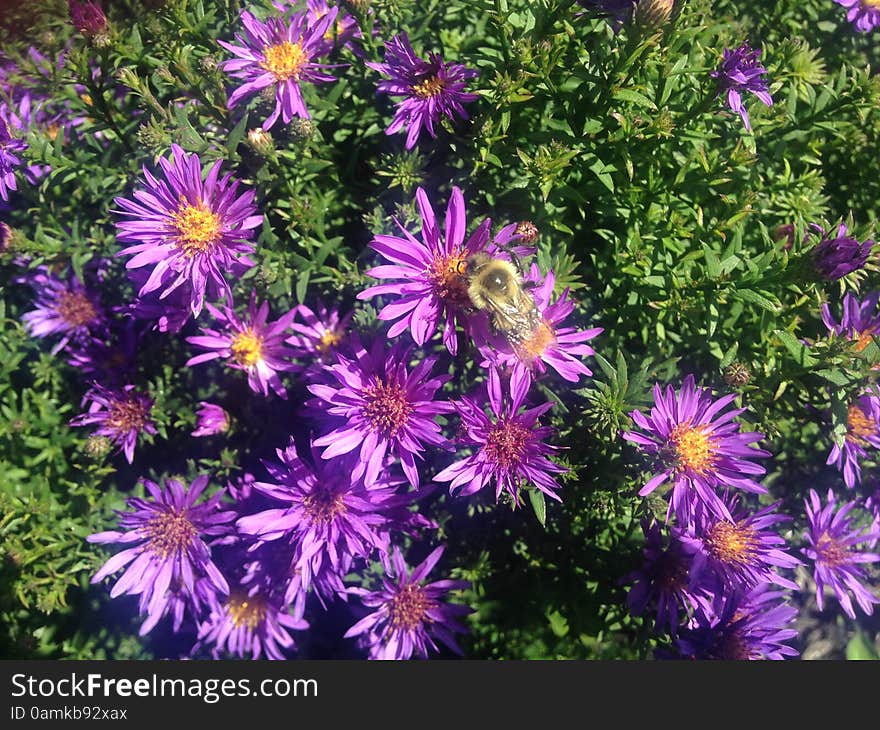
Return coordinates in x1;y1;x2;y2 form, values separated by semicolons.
458;252;543;347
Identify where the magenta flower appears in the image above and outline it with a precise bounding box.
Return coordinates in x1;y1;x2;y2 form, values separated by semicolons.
114;144;261;318
192;402;231;437
237;440;420;604
710;43;773;132
275;0;362;52
357;186;491;355
622;374;770;525
186;293;300;399
803;488;880;619
835;0;880;32
87;476;235;635
287;301;352;366
21;266;105;355
367;33;479;149
345;545;471;660
475;264;603;383
822;291;880;352
70;383;157;463
622;519;715;636
0;116;26;201
68;0;107;36
826;392;880;488
308;339;453;488
219;9;338;129
434;366;566;505
811;222;873;281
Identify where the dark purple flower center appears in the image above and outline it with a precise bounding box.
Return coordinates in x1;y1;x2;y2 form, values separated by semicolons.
360;378;413;437
428;252;471;310
260;41;308;81
655;551;689;593
412;74;445;99
56;289;98;328
388;584;436;631
170;200;223;256
815;531;849;568
146;509;196;558
712;628;751;660
669;423;717;475
846;404;876;446
225;593;267;630
303;488;346;525
704;521;759;568
106;394;151;435
485;419;531;470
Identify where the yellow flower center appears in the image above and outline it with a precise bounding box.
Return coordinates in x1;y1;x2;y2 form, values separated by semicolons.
230;329;264;367
864;0;880;8
302;488;346;525
485;419;531;471
146;509;196;559
855;328;876;352
816;532;848;568
225;594;267;630
360;378;413;438
412;75;445;99
105;394;150;435
316;329;342;355
516;321;557;360
704;521;759;568
56;290;98;328
669;423;717;475
427;252;471;309
171;201;222;257
846;404;876;446
260;41;308;81
388;584;436;631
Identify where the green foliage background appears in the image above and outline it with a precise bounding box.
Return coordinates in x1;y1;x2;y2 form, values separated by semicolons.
1;0;879;659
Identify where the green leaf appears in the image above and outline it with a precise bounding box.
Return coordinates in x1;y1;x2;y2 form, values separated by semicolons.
774;330;819;368
846;633;879;660
613;88;657;111
732;288;780;313
529;489;546;528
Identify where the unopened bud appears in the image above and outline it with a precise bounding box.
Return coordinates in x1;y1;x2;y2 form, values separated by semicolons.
723;362;751;388
515;221;539;244
246;128;274;155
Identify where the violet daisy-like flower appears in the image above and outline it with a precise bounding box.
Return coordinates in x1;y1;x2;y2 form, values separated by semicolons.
0;116;27;202
287;301;352;366
357;186;491;355
237;440;418;604
474;263;603;384
21;266;105;355
114;144;261;318
434;366;566;505
710;43;773;132
192;402;231;437
803;488;880;619
218;9;338;130
827;392;880;488
622;374;770;525
87;476;235;635
835;0;880;32
345;545;471;660
810;222;873;281
822;291;880;352
307;339;453;488
667;584;799;660
275;0;361;51
68;0;108;36
675;494;802;595
622;519;714;635
367;33;479;150
70;383;157;463
186;292;300;399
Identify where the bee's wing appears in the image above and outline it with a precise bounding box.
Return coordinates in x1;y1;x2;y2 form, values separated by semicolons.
482;291;539;337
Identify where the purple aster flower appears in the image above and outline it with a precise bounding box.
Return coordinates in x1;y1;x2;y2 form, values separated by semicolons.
275;0;362;52
287;301;352;366
237;440;418;604
827;392;880;488
434;366;566;505
192;402;231;437
186;292;299;399
710;43;773;132
70;383;157;463
835;0;880;32
811;222;873;281
0;116;27;202
21;266;106;355
622;374;770;525
114;144;261;318
195;582;308;660
68;0;108;36
675;494;802;595
803;488;880;619
307;339;453;488
622;519;715;635
474;263;603;384
667;584;798;660
366;33;479;150
125;267;193;334
345;545;471;660
66;318;140;383
356;186;491;355
87;476;236;635
218;9;338;130
822;291;880;352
